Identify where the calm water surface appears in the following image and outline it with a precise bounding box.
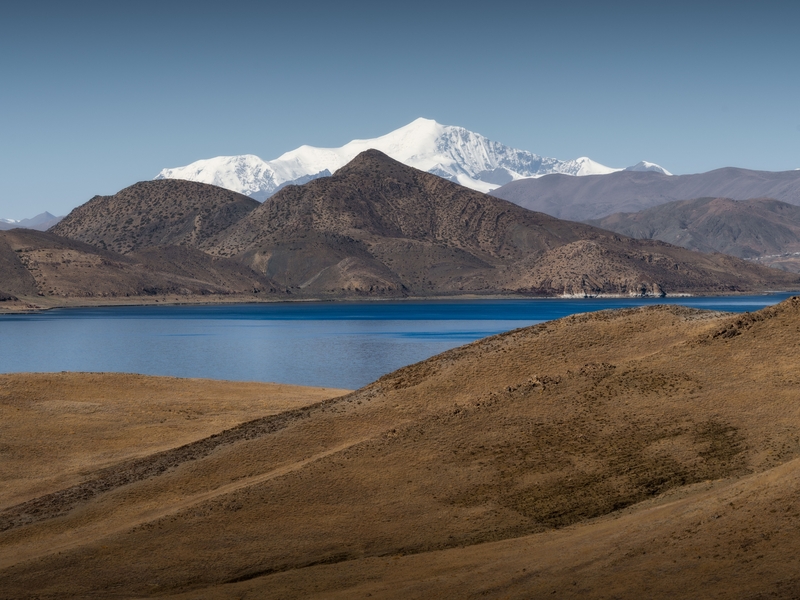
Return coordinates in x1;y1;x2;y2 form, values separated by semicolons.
0;294;794;389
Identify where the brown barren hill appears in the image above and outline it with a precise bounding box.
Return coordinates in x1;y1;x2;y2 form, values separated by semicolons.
207;150;800;297
50;179;260;254
2;298;800;598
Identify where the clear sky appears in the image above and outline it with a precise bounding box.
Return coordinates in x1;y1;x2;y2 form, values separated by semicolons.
1;0;798;219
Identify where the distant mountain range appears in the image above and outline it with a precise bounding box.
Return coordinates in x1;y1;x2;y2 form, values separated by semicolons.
490;168;800;222
201;150;791;298
0;150;784;308
155;118;670;199
588;197;800;272
0;212;63;231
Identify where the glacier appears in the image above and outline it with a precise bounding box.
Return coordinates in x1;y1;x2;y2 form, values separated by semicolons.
155;118;671;199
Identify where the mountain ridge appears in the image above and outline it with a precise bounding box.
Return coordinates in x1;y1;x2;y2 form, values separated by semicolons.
0;150;792;309
155;118;669;199
0;212;63;231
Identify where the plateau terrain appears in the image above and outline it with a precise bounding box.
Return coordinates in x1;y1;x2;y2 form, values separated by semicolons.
2;297;800;598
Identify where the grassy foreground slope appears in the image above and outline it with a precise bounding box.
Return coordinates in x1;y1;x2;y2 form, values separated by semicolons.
1;298;800;598
0;374;350;509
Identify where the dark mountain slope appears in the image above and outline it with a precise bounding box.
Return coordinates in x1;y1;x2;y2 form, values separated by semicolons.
0;229;280;300
50;180;259;254
0;233;40;298
589;197;800;271
207;150;800;297
491;167;800;221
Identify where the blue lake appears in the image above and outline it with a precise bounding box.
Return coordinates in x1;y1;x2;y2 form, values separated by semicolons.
0;294;795;389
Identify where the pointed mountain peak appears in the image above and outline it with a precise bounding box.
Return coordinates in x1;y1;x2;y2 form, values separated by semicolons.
333;149;409;177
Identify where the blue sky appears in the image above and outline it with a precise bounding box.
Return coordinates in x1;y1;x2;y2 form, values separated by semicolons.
1;1;798;219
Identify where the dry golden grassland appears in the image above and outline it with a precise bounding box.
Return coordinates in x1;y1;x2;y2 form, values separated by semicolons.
0;373;349;509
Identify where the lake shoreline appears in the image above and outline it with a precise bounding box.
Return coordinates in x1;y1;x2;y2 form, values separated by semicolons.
2;288;797;315
2;294;796;390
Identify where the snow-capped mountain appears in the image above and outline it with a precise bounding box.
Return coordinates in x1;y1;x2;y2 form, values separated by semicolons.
625;161;673;175
155;118;671;199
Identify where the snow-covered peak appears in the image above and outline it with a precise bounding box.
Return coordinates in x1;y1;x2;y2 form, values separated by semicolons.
625;161;672;176
570;157;622;176
155;119;669;198
156;154;279;201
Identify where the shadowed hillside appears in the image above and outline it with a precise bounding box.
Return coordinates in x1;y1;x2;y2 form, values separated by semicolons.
0;229;282;302
2;298;800;598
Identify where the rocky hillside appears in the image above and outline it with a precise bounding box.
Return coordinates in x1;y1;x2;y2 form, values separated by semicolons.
589;197;800;272
3;298;800;598
205;150;799;297
50;180;259;254
491;167;800;221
